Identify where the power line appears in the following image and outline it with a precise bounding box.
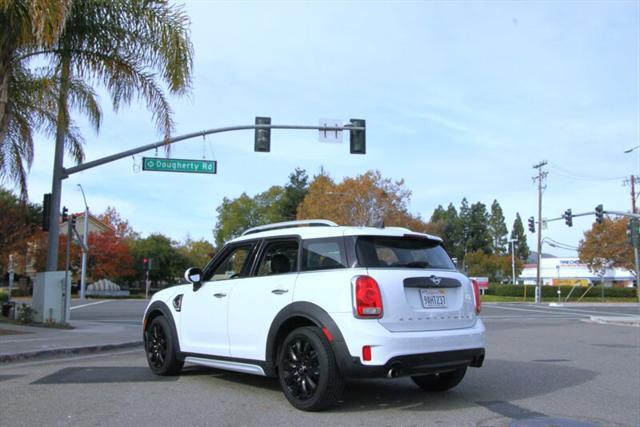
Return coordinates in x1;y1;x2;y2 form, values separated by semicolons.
547;161;626;181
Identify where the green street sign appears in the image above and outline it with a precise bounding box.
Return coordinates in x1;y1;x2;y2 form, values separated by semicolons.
142;157;217;174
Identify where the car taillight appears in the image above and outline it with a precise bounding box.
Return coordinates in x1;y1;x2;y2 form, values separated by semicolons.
471;279;481;314
353;275;383;318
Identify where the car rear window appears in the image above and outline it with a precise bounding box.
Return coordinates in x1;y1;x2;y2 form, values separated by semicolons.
356;236;455;270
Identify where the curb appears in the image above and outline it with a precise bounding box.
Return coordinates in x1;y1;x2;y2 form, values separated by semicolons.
0;341;143;364
589;316;640;327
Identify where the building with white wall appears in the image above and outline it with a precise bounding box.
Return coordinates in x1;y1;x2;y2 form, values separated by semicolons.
520;258;635;287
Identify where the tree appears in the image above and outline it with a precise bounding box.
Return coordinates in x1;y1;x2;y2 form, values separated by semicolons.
98;206;139;240
465;250;523;282
280;168;309;220
297;170;424;228
178;237;215;269
130;234;188;286
468;202;492;254
0;0;73;196
510;213;530;262
458;198;471;256
214;188;286;247
84;231;135;282
429;203;463;261
0;186;42;275
2;1;193;198
578;218;634;274
213;169;311;246
488;200;508;254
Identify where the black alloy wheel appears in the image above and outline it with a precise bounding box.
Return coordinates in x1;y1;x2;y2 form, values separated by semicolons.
147;321;167;370
278;327;343;411
144;316;183;376
282;337;321;401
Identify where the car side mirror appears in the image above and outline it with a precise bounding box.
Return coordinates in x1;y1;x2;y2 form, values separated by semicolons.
184;267;203;291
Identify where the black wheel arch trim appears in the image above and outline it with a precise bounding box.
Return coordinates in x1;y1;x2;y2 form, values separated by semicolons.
143;301;181;355
264;301;352;377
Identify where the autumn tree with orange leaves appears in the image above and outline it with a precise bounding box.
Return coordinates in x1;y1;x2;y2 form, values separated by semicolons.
578;217;634;274
297;170;435;233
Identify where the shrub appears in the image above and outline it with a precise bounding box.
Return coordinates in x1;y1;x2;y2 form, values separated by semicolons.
485;284;636;299
16;304;36;324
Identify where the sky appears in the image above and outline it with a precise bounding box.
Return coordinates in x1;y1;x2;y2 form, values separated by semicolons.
13;0;640;257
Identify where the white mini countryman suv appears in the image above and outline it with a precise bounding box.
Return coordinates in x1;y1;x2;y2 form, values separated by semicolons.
143;220;485;411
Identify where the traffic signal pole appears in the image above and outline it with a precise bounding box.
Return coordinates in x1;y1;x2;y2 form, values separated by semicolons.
45;120;365;272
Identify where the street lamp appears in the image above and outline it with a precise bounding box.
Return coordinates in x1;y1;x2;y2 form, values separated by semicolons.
77;184;89;300
508;239;517;285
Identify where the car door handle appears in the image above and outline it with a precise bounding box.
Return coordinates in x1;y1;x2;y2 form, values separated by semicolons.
213;293;227;298
271;289;289;295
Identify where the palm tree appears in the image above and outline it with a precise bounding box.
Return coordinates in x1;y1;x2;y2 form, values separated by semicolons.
0;0;71;196
40;0;194;270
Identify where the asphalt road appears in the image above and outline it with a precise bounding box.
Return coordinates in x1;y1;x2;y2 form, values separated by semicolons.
69;299;148;325
1;302;638;426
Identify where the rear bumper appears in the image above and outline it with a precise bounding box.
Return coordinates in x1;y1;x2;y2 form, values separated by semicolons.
329;313;486;379
339;347;485;378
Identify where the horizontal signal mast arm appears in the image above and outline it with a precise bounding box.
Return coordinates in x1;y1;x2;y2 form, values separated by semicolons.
62;123;364;178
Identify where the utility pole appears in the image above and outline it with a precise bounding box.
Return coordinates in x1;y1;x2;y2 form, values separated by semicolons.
78;184;89;300
509;239;517;285
533;161;548;304
631;175;640;301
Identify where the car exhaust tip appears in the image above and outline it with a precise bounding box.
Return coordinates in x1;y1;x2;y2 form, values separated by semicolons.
386;366;400;378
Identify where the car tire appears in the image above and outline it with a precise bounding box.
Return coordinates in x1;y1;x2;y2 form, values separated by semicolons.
144;316;183;376
277;326;344;411
411;366;467;392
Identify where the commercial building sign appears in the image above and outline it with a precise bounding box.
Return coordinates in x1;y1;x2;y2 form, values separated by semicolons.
552;278;590;287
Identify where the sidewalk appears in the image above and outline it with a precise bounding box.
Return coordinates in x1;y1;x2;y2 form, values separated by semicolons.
589;316;640;327
0;319;142;363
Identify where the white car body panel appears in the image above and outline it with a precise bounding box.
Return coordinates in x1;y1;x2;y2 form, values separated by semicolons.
179;279;238;356
227;273;296;360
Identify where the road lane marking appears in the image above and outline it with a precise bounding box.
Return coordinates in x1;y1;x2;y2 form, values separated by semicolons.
481;316;578;320
541;306;639;317
70;300;110;310
486;305;574;315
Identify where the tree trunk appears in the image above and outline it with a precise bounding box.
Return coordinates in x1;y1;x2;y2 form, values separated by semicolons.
45;51;71;272
0;50;11;147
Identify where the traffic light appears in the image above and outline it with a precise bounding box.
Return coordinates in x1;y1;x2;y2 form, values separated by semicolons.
595;204;604;224
254;116;271;152
528;216;535;233
70;215;77;229
627;219;638;246
61;206;69;223
42;193;51;231
563;209;572;227
349;119;366;154
143;258;149;271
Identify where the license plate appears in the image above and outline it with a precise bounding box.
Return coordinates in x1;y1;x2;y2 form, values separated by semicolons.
420;288;447;308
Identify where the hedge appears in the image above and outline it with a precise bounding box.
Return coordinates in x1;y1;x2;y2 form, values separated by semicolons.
484;284;637;298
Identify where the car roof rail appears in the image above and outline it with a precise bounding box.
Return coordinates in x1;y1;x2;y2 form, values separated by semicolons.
242;219;338;236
